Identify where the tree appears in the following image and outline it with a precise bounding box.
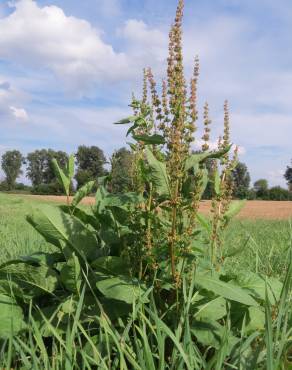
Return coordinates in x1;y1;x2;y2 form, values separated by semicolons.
253;179;269;199
232;162;251;199
268;186;292;201
26;149;68;193
284;161;292;191
75;146;107;189
110;147;134;193
1;150;24;190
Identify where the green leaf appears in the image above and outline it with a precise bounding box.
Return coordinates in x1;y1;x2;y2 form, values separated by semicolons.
193;296;227;321
195;273;258;306
60;253;81;294
185;145;232;171
27;204;99;261
0;294;25;338
192;319;238;351
145;147;170;196
0;261;58;297
96;276;148;304
72;181;95;208
198;168;209;198
196;213;211;234
214;169;221;196
246;306;265;333
233;272;282;305
114;116;138;124
52;158;70;196
133;134;165;145
91;256;129;276
223;200;246;222
68;154;75;179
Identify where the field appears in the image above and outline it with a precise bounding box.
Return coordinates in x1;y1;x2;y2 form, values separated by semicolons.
1;192;291;277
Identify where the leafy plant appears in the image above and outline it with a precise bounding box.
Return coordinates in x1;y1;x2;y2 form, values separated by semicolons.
0;0;291;368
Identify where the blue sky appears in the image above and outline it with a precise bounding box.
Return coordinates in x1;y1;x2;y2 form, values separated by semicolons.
0;0;291;187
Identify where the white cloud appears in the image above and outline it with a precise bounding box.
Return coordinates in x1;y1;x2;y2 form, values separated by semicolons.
10;106;28;120
0;0;130;94
0;78;29;120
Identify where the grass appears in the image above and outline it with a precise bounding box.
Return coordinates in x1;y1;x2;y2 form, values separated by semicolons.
0;192;291;278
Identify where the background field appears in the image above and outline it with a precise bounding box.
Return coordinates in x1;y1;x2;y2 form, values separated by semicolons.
0;192;291;279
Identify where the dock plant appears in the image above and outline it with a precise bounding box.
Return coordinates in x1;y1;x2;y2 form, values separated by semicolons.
0;0;292;368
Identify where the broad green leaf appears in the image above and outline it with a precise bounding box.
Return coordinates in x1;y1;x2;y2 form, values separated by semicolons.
60;253;81;294
233;272;282;305
72;180;95;208
195;273;258;306
193;296;227;321
96;276;148;304
0;294;25;338
114;116;138;124
52;158;70;196
246;306;265;333
0;261;58;297
223;200;246;222
198;168;209;198
191;320;238;351
103;192;143;208
214;169;221;196
185;145;232;171
27;204;99;261
145;147;170;196
133;134;165;145
91;256;129;276
68;154;75;179
196;213;211;234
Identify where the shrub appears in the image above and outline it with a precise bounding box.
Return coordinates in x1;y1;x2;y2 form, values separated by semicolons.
268;186;292;200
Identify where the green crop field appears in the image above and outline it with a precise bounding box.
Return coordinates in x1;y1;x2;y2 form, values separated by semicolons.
1;192;291;277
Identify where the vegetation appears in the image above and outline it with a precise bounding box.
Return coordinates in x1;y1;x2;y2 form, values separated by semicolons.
232;162;251;199
26;149;69;194
1;150;24;190
284;160;292;190
75;145;107;189
0;1;292;368
109;147;134;194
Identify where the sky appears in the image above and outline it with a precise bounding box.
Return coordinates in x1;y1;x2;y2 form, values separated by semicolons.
0;0;291;187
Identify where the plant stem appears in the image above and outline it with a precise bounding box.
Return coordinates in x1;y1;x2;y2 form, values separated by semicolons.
169;180;179;282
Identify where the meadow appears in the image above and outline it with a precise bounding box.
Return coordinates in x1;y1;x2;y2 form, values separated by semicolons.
1;192;291;278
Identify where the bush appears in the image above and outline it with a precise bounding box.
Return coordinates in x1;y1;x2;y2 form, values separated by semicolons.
31;182;65;195
268;186;292;200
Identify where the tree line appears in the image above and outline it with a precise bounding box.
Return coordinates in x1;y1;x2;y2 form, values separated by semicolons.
1;147;292;200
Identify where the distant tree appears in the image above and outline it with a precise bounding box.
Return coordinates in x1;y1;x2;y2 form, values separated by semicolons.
26;149;48;186
26;149;68;193
232;162;251;199
253;179;269;199
1;150;24;190
268;186;292;201
284;161;292;191
110;147;134;193
75;146;107;189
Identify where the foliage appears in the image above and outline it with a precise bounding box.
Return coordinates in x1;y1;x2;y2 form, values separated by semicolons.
109;147;134;193
253;179;269;199
284;160;292;190
232;161;251;199
0;1;291;368
26;149;69;194
268;186;292;200
75;145;107;189
1;150;24;190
